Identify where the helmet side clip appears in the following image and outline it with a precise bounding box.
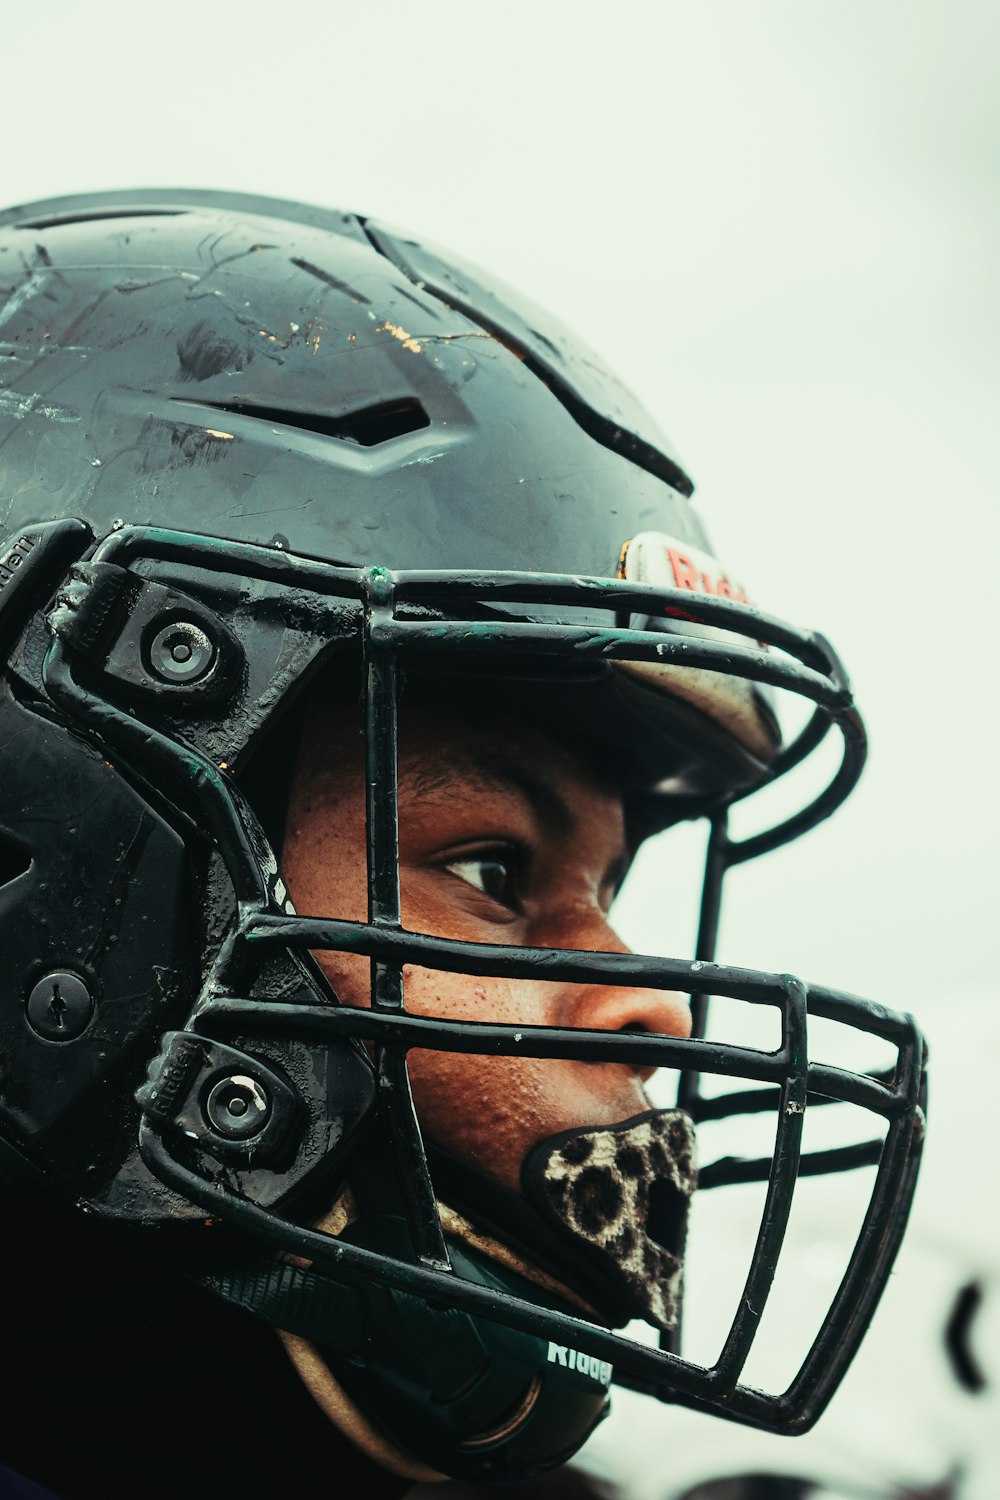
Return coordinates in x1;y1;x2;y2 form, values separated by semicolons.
48;559;244;708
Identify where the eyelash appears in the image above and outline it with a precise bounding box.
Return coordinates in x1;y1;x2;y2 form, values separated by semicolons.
443;844;528;913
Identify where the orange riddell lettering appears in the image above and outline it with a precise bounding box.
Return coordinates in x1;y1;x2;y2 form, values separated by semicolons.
667;548;699;591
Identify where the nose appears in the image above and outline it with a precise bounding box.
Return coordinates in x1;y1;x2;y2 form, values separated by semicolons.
555;911;692;1080
570;985;692;1081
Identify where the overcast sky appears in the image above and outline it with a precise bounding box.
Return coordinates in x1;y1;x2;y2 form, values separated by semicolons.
5;3;998;1489
6;0;994;1009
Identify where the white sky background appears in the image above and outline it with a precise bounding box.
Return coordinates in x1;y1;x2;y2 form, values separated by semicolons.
5;1;998;1491
5;0;994;1005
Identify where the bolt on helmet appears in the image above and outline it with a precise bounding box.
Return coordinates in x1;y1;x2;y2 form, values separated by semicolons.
0;190;925;1483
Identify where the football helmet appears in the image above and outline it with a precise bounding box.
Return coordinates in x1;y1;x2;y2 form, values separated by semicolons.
0;190;925;1482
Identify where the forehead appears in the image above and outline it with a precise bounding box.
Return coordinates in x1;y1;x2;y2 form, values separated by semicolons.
403;732;627;845
297;694;626;820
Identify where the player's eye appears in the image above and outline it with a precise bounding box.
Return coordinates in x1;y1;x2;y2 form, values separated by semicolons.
444;848;525;911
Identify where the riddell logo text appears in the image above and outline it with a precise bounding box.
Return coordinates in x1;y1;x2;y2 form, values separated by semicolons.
547;1342;613;1385
665;546;748;603
0;535;36;589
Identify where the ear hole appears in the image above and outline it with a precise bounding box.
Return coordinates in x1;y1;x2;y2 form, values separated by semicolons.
0;830;30;889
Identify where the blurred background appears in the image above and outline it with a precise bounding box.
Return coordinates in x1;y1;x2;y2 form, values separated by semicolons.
5;2;997;1495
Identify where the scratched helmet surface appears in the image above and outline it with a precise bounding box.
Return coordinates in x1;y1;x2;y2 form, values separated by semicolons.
0;187;779;797
0;191;924;1481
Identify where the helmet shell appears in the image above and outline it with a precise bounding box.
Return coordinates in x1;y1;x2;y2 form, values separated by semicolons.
0;189;701;577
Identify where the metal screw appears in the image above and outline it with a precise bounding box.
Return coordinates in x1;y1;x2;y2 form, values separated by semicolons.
26;971;94;1041
204;1074;271;1140
148;621;216;684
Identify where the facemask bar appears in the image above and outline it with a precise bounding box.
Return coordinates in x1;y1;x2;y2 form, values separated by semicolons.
37;525;925;1434
363;565;451;1272
141;960;923;1433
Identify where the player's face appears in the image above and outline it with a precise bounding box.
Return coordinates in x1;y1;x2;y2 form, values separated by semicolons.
282;702;691;1193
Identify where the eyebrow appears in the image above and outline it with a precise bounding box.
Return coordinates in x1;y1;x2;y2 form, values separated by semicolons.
407;747;576;840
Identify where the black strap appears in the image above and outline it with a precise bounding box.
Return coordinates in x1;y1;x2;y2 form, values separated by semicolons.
184;1254;365;1354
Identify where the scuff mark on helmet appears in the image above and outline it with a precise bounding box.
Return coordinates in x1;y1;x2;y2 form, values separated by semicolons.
177;319;253;382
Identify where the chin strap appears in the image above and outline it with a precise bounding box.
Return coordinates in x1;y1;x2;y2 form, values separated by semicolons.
162;1111;694;1481
169;1204;611;1484
521;1108;697;1332
187;1253;365;1355
181;1245;448;1482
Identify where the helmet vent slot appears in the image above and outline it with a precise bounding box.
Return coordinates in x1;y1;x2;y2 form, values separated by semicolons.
0;830;30;890
15;208;188;230
361;221;696;497
188;398;430;447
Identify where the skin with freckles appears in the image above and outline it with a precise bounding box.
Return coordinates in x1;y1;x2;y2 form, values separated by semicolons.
281;699;691;1196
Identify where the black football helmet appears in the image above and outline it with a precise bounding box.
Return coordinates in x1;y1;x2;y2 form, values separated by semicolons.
0;190;925;1483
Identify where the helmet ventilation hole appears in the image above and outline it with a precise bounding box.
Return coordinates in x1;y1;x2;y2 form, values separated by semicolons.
14;208;188;230
179;397;430;447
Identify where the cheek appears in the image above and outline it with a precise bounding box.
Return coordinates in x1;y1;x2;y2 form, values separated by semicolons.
411;1056;552;1194
313;949;370;1010
400;972;646;1193
298;948;653;1196
400;973;550;1194
282;818;369;1004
